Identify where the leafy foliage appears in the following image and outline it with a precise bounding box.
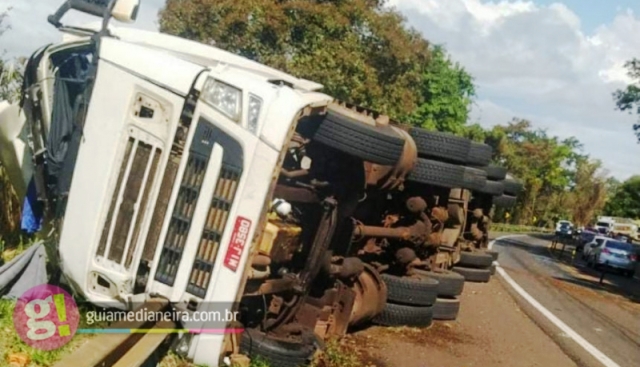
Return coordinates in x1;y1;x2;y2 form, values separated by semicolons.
0;9;24;243
603;176;640;219
613;58;640;141
408;45;476;133
483;119;606;226
159;0;430;118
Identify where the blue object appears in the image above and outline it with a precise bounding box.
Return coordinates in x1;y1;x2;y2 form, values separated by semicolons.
21;178;43;234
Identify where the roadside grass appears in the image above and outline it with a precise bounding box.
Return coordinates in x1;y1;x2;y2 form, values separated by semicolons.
0;298;100;367
310;337;361;367
157;335;363;367
491;223;553;234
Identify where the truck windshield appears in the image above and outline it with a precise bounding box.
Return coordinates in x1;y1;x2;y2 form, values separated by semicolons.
596;222;611;227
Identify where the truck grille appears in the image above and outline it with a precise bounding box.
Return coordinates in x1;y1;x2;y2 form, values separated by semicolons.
155;122;215;286
96;137;162;269
186;166;241;297
185;120;244;298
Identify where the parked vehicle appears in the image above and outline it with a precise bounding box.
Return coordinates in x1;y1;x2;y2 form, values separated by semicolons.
595;217;615;235
555;220;573;232
583;237;637;277
0;1;523;366
555;221;573;238
577;230;597;251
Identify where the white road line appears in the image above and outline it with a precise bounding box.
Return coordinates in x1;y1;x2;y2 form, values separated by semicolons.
491;236;621;367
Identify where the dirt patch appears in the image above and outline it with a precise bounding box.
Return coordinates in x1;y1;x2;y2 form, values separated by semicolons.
349;279;577;367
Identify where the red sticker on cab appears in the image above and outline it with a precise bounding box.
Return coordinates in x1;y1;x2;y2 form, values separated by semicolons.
223;216;252;272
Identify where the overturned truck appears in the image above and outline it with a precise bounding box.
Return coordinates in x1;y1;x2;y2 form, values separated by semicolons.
0;1;523;366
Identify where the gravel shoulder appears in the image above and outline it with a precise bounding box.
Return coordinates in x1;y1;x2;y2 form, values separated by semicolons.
349;271;577;367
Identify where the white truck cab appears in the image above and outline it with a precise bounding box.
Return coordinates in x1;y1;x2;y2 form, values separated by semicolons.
1;1;336;364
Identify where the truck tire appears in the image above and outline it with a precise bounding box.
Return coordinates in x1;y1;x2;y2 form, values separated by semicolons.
240;328;318;367
452;266;491;283
312;110;405;166
373;302;434;327
475;180;504;196
464;167;488;191
381;273;439;306
412;269;465;297
408;128;471;164
485;250;499;261
458;252;493;268
407;159;486;191
502;178;523;196
481;165;507;180
467;142;492;166
493;194;517;208
433;297;460;320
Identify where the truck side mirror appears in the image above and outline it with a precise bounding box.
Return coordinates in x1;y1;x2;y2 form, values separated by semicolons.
111;0;140;23
49;0;140;28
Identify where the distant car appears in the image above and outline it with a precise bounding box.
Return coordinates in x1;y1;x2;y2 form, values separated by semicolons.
555;222;573;238
582;237;638;277
556;220;573;232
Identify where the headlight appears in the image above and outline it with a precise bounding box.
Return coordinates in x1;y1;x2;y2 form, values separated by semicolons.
247;94;263;134
202;77;242;121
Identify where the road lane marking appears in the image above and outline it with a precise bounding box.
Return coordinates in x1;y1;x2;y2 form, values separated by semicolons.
491;236;621;367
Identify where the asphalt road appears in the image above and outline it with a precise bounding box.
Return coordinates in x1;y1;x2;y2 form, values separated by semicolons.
492;234;640;367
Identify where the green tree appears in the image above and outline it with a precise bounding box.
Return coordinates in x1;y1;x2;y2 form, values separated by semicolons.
603;176;640;219
565;158;608;226
408;45;475;133
159;0;430;118
485;118;588;225
613;58;640;141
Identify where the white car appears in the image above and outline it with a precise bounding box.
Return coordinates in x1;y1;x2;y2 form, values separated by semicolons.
555;220;573;232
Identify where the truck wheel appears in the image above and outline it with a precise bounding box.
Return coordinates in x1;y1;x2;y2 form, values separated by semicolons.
485;250;499;261
412;269;465;297
502;178;523;196
408;128;471;164
240;328;318;367
475;180;504;196
381;273;439;306
452;266;491;283
481;165;507;180
433;297;460;320
464;167;488;191
408;158;486;191
311;110;405;166
373;302;434;327
493;194;517;208
458;252;493;269
467;142;492;166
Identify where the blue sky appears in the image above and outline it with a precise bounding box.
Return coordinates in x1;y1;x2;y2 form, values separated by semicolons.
1;0;639;179
536;0;640;31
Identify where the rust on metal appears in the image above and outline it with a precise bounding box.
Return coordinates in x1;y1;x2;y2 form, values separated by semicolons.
349;264;387;327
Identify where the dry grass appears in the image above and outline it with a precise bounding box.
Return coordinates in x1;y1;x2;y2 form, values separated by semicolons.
0;163;22;249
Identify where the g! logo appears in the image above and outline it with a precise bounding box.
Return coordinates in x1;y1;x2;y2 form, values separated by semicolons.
13;284;80;350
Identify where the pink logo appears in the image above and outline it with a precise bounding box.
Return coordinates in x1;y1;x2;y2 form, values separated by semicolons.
13;284;80;350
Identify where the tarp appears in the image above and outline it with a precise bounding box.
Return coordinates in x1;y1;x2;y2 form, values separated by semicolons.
0;242;48;299
21;178;44;233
